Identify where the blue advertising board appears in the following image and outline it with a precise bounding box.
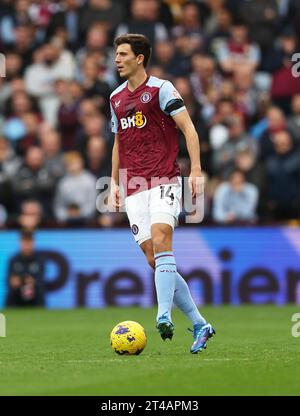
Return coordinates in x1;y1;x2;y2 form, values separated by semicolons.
1;227;300;308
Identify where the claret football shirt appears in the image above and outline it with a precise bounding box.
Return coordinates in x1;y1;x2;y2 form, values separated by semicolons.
110;76;185;196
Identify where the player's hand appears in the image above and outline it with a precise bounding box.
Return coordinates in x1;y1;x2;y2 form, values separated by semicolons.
110;182;122;208
188;168;204;198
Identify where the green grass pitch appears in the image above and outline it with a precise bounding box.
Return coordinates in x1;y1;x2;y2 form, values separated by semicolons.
0;306;299;396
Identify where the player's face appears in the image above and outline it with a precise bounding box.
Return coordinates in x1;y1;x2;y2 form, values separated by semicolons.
115;43;141;79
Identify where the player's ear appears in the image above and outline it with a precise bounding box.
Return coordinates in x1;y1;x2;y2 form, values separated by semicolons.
137;54;144;65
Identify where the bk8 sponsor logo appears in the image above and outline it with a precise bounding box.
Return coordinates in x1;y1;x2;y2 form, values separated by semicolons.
120;111;147;130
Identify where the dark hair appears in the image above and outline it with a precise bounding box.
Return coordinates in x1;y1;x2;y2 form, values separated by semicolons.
114;33;152;67
231;18;247;28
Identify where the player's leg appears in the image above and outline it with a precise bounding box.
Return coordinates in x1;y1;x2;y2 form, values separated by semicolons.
149;182;181;336
140;239;155;269
149;180;215;351
125;190;175;340
140;233;207;334
149;182;182;339
151;222;176;340
124;190;152;247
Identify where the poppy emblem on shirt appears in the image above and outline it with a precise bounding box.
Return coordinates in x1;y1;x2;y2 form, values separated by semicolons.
140;92;152;103
172;89;182;99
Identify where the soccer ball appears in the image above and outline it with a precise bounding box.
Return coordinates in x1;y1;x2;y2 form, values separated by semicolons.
110;321;147;355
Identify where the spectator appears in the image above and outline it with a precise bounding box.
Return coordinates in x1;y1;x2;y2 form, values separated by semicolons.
190;53;222;108
212;168;259;223
79;0;125;35
54;151;97;223
0;137;21;216
270;28;300;113
115;0;168;49
239;0;279;51
6;89;38;119
0;1;16;46
261;25;298;73
0;77;26;116
214;20;261;74
3;89;39;148
212;114;256;176
259;106;287;160
234;148;265;192
6;231;45;307
0;0;299;225
206;6;232;41
12;146;56;217
80;55;111;116
3;52;23;81
47;0;81;51
85;135;111;178
9;24;37;73
0;136;21;178
232;65;258;121
287;94;300;144
17;111;41;156
172;1;205;53
75;112;111;153
39;128;65;181
78;98;100;124
56;79;82;150
209;97;240;151
76;23;116;88
264;130;300;220
285;0;300;39
16;199;44;230
154;40;188;78
12;0;34;27
24;41;76;125
28;0;56;37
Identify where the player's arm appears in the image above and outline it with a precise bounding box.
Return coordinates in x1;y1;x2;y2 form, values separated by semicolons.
111;133;119;186
160;81;203;197
110;99;122;208
172;109;203;197
110;134;122;208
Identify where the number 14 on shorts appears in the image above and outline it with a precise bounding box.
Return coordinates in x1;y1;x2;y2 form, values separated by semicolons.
160;185;175;205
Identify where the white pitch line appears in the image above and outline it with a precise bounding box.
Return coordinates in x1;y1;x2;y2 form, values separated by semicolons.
63;358;251;363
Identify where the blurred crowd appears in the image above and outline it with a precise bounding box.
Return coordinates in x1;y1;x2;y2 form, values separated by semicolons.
0;0;300;230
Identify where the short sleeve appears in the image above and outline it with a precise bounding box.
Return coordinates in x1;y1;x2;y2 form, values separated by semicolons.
159;81;185;116
110;101;118;133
